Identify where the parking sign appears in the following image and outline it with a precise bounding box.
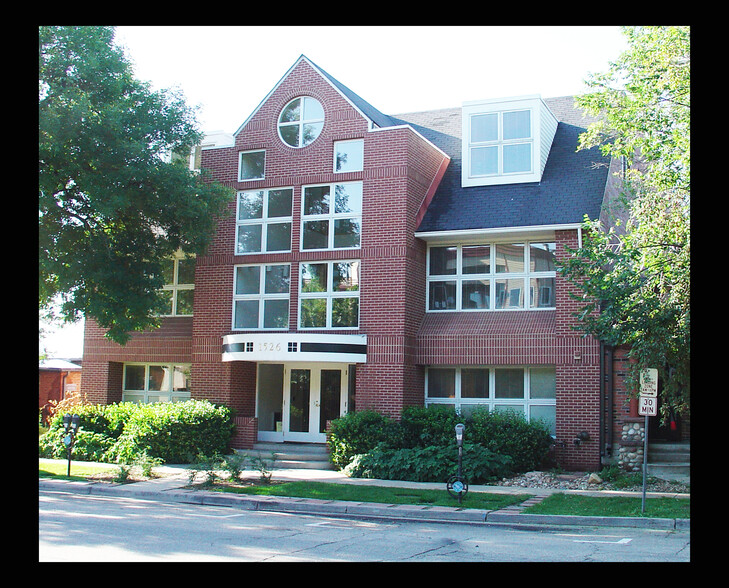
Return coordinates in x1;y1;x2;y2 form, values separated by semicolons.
638;395;657;416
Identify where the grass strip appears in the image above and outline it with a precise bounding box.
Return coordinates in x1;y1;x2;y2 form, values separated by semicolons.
215;481;528;511
39;461;119;481
525;492;690;519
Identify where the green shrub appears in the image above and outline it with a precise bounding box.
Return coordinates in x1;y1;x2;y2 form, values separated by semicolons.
38;400;235;465
327;410;400;469
399;405;462;448
329;405;553;479
348;443;512;484
467;407;553;472
109;401;234;464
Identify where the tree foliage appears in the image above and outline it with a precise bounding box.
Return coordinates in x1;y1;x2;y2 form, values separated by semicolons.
39;26;233;344
560;27;690;416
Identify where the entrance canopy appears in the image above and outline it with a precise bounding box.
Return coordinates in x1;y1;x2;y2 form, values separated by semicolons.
222;333;367;363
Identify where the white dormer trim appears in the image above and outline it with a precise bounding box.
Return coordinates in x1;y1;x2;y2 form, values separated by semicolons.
461;95;558;188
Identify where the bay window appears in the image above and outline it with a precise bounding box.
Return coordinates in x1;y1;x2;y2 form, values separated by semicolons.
427;241;556;311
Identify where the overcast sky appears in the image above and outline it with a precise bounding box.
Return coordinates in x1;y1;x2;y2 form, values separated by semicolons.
40;25;629;358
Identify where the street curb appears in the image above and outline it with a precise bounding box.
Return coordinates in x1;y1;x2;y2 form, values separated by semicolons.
39;478;689;530
485;511;689;530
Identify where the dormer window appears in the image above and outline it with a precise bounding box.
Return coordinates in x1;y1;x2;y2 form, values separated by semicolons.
462;95;557;187
278;97;324;148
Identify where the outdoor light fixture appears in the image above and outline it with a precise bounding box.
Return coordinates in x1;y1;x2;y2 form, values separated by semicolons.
573;431;590;446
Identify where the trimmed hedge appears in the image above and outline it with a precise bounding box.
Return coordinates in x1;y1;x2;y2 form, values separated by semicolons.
328;405;554;480
347;443;513;484
327;410;400;469
38;400;235;464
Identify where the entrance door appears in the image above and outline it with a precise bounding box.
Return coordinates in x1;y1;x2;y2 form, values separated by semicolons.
257;363;347;443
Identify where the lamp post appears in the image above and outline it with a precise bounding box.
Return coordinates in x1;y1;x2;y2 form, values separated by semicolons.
447;423;468;504
62;414;81;477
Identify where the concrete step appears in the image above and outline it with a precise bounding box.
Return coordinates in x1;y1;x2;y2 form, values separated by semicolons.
648;442;690;462
245;442;334;470
647;442;690;483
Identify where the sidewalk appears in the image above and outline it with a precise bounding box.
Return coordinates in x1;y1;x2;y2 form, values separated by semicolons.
39;460;690;531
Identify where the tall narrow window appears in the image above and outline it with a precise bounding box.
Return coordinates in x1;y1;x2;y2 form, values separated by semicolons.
160;255;195;316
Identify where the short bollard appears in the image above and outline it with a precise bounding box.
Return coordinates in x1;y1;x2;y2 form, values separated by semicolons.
446;423;468;504
62;414;81;477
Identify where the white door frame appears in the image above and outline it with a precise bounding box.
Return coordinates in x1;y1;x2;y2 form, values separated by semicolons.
257;363;348;443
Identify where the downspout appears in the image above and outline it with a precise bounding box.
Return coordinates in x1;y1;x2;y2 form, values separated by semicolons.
601;344;614;464
60;370;68;401
600;343;605;464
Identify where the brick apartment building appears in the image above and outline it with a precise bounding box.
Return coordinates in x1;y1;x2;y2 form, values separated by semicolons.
80;55;685;471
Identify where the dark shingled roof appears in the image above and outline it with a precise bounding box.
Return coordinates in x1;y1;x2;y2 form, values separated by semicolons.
389;97;611;233
307;57;611;234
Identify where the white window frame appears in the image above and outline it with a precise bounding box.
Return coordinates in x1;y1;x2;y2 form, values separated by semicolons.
235;187;293;255
238;149;265;181
160;254;195;316
122;363;192;404
301;181;362;251
299;260;360;330
334;139;364;173
461;96;548;187
425;366;556;434
426;241;556;312
232;263;291;331
278;96;325;148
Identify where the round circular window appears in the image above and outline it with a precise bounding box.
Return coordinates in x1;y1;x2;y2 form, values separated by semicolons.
278;97;324;148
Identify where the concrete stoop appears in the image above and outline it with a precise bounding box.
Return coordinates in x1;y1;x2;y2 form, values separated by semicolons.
240;442;334;471
647;442;690;483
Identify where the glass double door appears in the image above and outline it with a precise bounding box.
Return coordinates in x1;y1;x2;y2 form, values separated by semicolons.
257;363;348;443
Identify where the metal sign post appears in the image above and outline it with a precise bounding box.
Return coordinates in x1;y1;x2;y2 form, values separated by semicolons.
638;369;658;514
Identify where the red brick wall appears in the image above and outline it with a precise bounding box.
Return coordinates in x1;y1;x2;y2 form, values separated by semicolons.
39;370;82;409
195;58;446;420
81;317;193;403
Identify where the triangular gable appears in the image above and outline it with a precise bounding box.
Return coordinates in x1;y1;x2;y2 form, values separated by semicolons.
233;55;396;138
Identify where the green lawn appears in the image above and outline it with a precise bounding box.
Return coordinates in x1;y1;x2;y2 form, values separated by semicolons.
215;480;528;511
39;460;689;519
525;492;690;519
39;460;120;481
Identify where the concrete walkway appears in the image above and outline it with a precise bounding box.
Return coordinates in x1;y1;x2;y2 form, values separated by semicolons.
39;460;690;530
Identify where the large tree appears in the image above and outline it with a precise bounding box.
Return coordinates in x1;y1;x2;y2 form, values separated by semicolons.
559;26;690;416
39;26;232;345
